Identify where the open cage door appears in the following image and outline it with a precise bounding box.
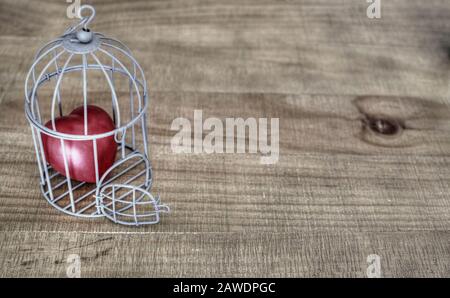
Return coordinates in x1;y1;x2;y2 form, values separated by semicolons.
95;153;169;226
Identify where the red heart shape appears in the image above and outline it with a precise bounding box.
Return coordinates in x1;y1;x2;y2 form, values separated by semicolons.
42;105;117;183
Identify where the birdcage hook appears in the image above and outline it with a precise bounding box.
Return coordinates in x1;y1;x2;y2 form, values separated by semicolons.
63;4;96;36
79;5;96;30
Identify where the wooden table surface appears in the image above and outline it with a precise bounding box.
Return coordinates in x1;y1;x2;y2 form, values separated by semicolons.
0;0;449;277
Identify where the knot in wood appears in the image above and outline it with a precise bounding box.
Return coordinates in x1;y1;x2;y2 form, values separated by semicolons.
367;117;402;136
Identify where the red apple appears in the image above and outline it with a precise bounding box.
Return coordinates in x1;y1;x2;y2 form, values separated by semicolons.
42;105;117;183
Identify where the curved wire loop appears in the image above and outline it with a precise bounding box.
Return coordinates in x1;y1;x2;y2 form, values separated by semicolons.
63;4;96;36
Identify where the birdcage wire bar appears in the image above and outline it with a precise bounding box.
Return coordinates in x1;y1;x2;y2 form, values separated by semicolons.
24;5;169;224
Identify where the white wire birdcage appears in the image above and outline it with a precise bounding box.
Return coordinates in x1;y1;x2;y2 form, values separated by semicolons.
24;5;169;226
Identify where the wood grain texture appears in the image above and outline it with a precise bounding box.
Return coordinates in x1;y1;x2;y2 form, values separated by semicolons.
1;231;449;277
0;0;449;277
